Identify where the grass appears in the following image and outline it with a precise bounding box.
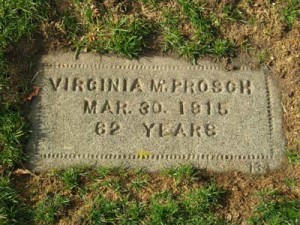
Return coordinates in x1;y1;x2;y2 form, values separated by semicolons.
165;165;200;185
104;17;153;58
149;191;180;224
161;1;235;60
287;150;300;165
180;184;226;224
57;167;88;190
28;166;228;224
13;166;227;224
222;3;245;22
68;0;235;60
0;0;42;50
130;175;149;191
281;0;300;29
71;0;154;58
88;196;145;224
34;194;70;225
0;0;48;169
0;177;31;225
257;50;269;65
0;0;299;224
95;166;111;178
0;104;28;167
148;183;226;225
249;191;300;225
283;177;298;188
86;181;226;225
141;0;163;6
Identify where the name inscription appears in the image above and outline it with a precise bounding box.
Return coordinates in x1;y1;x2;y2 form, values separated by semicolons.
49;77;251;138
49;77;251;94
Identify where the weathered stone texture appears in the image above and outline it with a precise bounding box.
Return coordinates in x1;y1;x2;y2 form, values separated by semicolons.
27;53;285;173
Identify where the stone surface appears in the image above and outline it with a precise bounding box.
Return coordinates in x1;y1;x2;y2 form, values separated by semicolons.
27;53;285;173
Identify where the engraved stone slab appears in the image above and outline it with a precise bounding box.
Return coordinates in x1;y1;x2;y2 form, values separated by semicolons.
27;53;285;173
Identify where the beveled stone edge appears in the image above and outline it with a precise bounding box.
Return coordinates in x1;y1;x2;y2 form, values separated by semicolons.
29;153;283;174
41;63;251;71
263;67;286;159
39;152;278;160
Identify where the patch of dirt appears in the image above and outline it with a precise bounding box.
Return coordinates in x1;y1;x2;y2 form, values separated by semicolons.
214;164;300;223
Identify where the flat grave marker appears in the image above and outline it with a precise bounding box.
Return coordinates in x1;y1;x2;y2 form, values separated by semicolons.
27;53;285;173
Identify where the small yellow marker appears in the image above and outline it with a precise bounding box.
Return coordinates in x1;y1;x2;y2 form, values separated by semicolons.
137;150;151;159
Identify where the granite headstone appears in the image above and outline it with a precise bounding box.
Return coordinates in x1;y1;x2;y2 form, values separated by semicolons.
27;53;285;173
